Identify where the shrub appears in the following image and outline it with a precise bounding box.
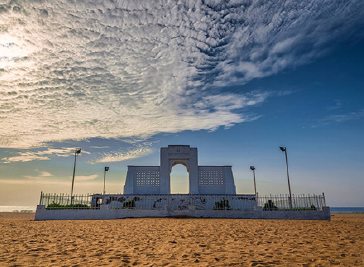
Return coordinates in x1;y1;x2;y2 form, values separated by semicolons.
213;200;231;210
122;199;135;209
46;202;90;209
263;200;278;211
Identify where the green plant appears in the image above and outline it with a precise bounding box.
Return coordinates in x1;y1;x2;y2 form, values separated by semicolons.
213;200;231;210
263;200;278;211
46;202;90;209
122;199;135;209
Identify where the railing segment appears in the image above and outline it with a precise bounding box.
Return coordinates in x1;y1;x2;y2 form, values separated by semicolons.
38;192;326;211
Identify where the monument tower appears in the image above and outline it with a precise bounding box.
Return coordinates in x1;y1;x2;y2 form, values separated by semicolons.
123;145;236;194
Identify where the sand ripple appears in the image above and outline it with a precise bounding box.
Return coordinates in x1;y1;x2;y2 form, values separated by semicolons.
0;213;363;266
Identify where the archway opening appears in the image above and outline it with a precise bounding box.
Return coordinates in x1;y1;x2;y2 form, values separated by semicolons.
170;163;189;194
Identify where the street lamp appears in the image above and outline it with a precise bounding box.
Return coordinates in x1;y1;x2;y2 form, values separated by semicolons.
250;166;257;199
279;147;292;209
103;166;109;204
70;148;81;204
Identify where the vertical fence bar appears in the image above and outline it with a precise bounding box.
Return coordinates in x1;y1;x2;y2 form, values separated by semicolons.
288;194;290;210
309;194;312;209
39;191;43;205
322;193;326;207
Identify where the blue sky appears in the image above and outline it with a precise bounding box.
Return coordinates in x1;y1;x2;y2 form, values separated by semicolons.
0;0;363;207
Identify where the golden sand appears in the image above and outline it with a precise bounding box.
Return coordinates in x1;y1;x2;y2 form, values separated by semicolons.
0;213;363;266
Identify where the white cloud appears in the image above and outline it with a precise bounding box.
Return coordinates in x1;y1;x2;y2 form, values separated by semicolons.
321;110;364;124
3;153;50;164
75;174;99;181
0;0;363;150
7;170;97;183
0;175;99;185
313;109;364;127
2;147;89;163
326;100;343;111
39;171;53;177
0;179;68;185
88;146;153;165
23;169;54;180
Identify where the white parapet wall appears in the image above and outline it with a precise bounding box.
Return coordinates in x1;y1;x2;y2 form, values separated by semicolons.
35;205;330;221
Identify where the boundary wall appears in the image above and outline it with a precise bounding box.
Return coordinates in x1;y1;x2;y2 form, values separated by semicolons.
35;205;330;221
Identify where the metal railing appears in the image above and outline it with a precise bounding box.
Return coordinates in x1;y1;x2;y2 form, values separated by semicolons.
105;194;257;211
39;193;257;210
256;193;326;211
39;192;327;211
39;192;96;209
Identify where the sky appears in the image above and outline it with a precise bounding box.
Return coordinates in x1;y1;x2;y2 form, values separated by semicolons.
0;0;363;207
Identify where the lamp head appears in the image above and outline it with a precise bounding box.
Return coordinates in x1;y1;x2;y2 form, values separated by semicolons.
279;147;286;152
105;167;109;171
250;166;255;171
75;148;81;154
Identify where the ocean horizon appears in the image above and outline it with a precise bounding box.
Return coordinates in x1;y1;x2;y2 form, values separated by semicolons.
0;206;363;214
0;206;36;213
330;207;364;213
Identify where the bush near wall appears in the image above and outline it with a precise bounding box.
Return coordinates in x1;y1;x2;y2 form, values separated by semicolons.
123;200;136;209
213;200;231;210
46;202;90;209
263;200;278;211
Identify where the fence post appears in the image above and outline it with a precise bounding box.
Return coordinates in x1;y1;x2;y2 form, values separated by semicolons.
39;191;43;205
322;192;326;207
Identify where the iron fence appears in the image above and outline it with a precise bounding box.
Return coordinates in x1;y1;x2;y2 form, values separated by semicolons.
105;194;257;211
39;192;257;210
256;193;326;211
39;192;96;209
39;192;327;211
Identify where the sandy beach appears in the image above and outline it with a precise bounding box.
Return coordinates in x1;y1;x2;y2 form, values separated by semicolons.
0;213;363;266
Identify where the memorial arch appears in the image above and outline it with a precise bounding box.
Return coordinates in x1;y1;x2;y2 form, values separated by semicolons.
123;145;236;194
170;162;189;194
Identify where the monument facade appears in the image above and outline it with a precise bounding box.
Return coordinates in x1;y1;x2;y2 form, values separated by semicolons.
35;144;330;220
123;145;236;194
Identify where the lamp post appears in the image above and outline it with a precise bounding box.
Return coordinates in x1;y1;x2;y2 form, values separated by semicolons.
250;166;257;199
279;147;292;209
70;148;81;205
103;166;109;204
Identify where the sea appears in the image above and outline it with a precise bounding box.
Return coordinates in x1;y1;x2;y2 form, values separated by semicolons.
330;207;364;213
0;206;37;213
0;206;363;213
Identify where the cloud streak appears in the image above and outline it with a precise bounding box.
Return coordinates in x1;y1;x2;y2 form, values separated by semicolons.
320;109;364;125
2;147;89;163
0;0;363;150
23;170;54;180
88;145;153;165
75;174;99;181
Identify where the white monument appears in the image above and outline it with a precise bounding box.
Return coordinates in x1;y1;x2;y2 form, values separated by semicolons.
35;144;331;220
123;145;236;194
